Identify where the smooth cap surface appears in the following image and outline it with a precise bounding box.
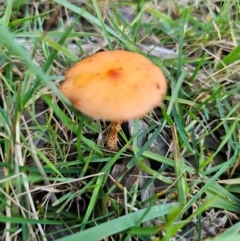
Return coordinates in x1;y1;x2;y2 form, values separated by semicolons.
60;50;167;121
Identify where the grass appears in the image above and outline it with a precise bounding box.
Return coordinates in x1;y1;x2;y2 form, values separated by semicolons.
0;0;240;240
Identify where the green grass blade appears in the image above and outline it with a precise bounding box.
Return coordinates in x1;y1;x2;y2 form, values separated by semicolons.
56;203;181;241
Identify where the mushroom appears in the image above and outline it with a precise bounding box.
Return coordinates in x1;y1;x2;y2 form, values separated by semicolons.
60;50;167;150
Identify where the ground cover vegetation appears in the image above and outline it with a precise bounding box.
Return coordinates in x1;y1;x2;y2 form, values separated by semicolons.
0;0;240;240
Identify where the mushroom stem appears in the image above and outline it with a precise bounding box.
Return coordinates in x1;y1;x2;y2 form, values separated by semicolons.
106;121;122;151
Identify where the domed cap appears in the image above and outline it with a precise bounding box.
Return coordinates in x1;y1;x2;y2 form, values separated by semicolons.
60;50;167;121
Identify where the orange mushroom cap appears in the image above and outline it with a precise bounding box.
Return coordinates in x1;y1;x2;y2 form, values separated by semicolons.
60;50;167;121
